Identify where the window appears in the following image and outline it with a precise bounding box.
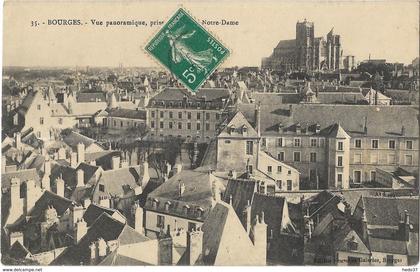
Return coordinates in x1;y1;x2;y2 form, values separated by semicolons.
169;122;173;129
371;171;376;182
37;104;41;110
348;256;361;266
178;112;182;119
216;113;220;120
261;138;266;147
160;121;164;129
355;139;362;148
187;112;192;119
405;154;413;165
169;112;173;118
337;173;343;183
287;180;292;191
246;141;254;155
276;180;282;190
114;120;116;126
58;118;63;125
160;111;164;118
187;122;191;130
337;156;343;166
288;170;291;175
205;113;210;120
338;141;343;151
120;121;123;127
389;140;395;149
310;152;317;162
188;222;196;232
386;255;394;266
277;166;282;173
293;152;301;162
294;138;301;147
36;131;41;138
99;184;105;192
406;140;413;150
310;138;317;147
205;123;210;131
267;166;272;173
196;123;201;130
372;139;379;149
278;138;283;147
40;117;44;125
151;121;155;128
354;171;362;183
278;152;285;161
370;153;378;164
388;153;396;164
178;122;182;129
157;215;165;228
246;165;253;174
197;113;201;120
151;111;155;118
354;153;362;164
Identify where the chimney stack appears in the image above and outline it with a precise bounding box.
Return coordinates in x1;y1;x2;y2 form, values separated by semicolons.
132;201;144;234
70;152;78;168
77;142;85;164
186;227;203;265
56;176;65;197
158;225;173;265
14;132;22;150
75;218;87;244
90;242;98;265
76;168;84;187
251;212;267;265
111;156;120;169
255;102;261;136
242;200;252;234
178;181;185;197
97;238;107;258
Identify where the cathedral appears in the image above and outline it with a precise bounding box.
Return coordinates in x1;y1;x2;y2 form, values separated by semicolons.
262;20;342;72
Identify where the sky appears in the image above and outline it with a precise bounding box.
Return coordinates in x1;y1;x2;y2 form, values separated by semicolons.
3;0;419;67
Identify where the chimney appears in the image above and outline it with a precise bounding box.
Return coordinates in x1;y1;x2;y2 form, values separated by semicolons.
70;152;78;168
296;123;301;134
132;202;144;234
97;238;107;258
158;225;173;265
56;176;65;197
26;179;38;213
278;123;283;133
401;126;405;136
76;168;84;187
77;142;85;164
111;156;120;169
89;242;98;265
242;201;252;234
231;170;237;179
9;178;23;223
251;213;267;265
178;181;186;197
74;218;87;244
186;227;203;265
363;116;368;134
41;160;51;191
398;210;410;241
254;102;261;136
14;132;22;150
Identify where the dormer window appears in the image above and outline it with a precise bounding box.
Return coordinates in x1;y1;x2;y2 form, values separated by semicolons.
183;205;190;215
164;201;171;211
242;126;248;134
152;198;159;209
196;207;204;217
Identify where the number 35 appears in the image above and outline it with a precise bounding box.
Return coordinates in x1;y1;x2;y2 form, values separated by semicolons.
182;67;196;83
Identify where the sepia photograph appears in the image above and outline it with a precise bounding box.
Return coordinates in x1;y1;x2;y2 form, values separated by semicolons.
1;0;419;268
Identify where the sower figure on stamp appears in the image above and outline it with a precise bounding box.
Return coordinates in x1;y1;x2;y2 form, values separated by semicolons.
166;25;217;74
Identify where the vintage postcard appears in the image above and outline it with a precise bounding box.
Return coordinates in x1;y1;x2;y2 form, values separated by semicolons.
1;0;419;268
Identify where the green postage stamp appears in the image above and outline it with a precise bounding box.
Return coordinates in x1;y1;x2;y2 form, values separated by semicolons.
145;8;230;92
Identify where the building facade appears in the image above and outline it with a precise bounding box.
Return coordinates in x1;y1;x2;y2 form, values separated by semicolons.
146;88;231;142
